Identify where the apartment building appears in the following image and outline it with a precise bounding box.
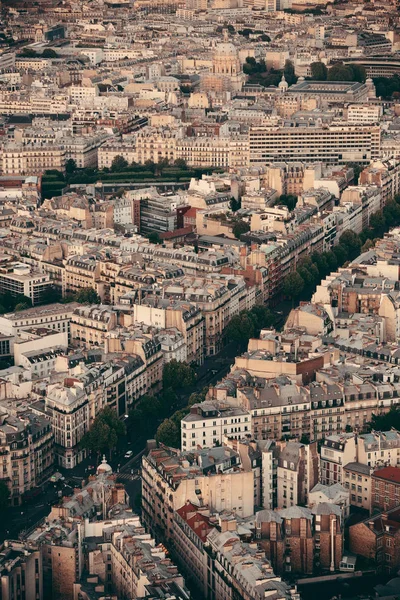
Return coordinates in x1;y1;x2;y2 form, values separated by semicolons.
343;462;372;512
43;380;89;468
181;401;251;450
98;143;137;169
0;263;51;305
0;541;42;600
257;503;343;575
133;299;204;365
141;446;254;541
371;467;400;513
0;303;78;341
63;255;101;298
249;125;381;165
349;507;400;573
134;128;179;164
320;434;357;486
0;401;53;505
70;306;117;349
163;274;249;356
277;441;319;509
1;142;66;175
173;505;299;600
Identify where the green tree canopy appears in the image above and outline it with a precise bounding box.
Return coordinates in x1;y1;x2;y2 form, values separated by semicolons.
163;360;196;391
155;418;180;448
111;155;129;172
20;48;37;58
75;288;101;304
229;197;241;212
327;63;355;81
0;480;10;509
65;159;77;175
339;230;362;261
174;158;188;170
283;272;304;304
310;62;328;81
276;194;297;211
232;220;250;239
367;406;400;432
224;312;256;348
81;406;126;458
42;48;58;58
147;231;162;244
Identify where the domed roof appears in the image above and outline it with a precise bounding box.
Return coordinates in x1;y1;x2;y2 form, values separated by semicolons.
278;75;288;89
97;454;112;475
214;42;237;57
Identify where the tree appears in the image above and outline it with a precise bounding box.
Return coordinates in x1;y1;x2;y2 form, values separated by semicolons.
15;302;31;312
229;197;241;212
0;480;9;509
260;34;271;42
250;305;277;332
174;158;188;170
144;160;156;175
367;406;400;432
65;158;77;175
75;288;101;304
327;63;354;82
284;59;297;85
81;406;126;458
369;211;385;237
347;162;363;185
224;312;256;348
350;63;367;83
283;272;304;305
147;231;162;244
20;48;37;58
276;194;297;211
111;155;128;172
163;360;195;391
300;434;310;444
339;230;362;261
42;48;58;58
232;220;250;240
310;62;327;81
155;418;180;448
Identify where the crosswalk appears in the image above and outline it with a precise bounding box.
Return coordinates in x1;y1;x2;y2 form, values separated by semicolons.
116;473;141;482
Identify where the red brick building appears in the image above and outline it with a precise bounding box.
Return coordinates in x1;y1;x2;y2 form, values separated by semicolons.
371;467;400;514
256;503;343;576
349;507;400;573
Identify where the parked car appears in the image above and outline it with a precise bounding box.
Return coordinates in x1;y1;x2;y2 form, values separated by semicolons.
50;472;64;483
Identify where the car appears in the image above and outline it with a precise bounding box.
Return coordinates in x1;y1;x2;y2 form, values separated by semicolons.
124;450;133;459
50;472;64;483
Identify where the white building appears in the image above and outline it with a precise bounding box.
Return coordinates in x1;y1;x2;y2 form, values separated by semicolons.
181;400;251;451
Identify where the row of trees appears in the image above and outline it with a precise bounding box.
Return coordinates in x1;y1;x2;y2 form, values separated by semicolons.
155;387;209;448
18;47;58;59
283;196;400;304
127;360;196;444
81;360;196;456
310;61;367;83
223;304;280;350
282;229;363;304
66;157;189;179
